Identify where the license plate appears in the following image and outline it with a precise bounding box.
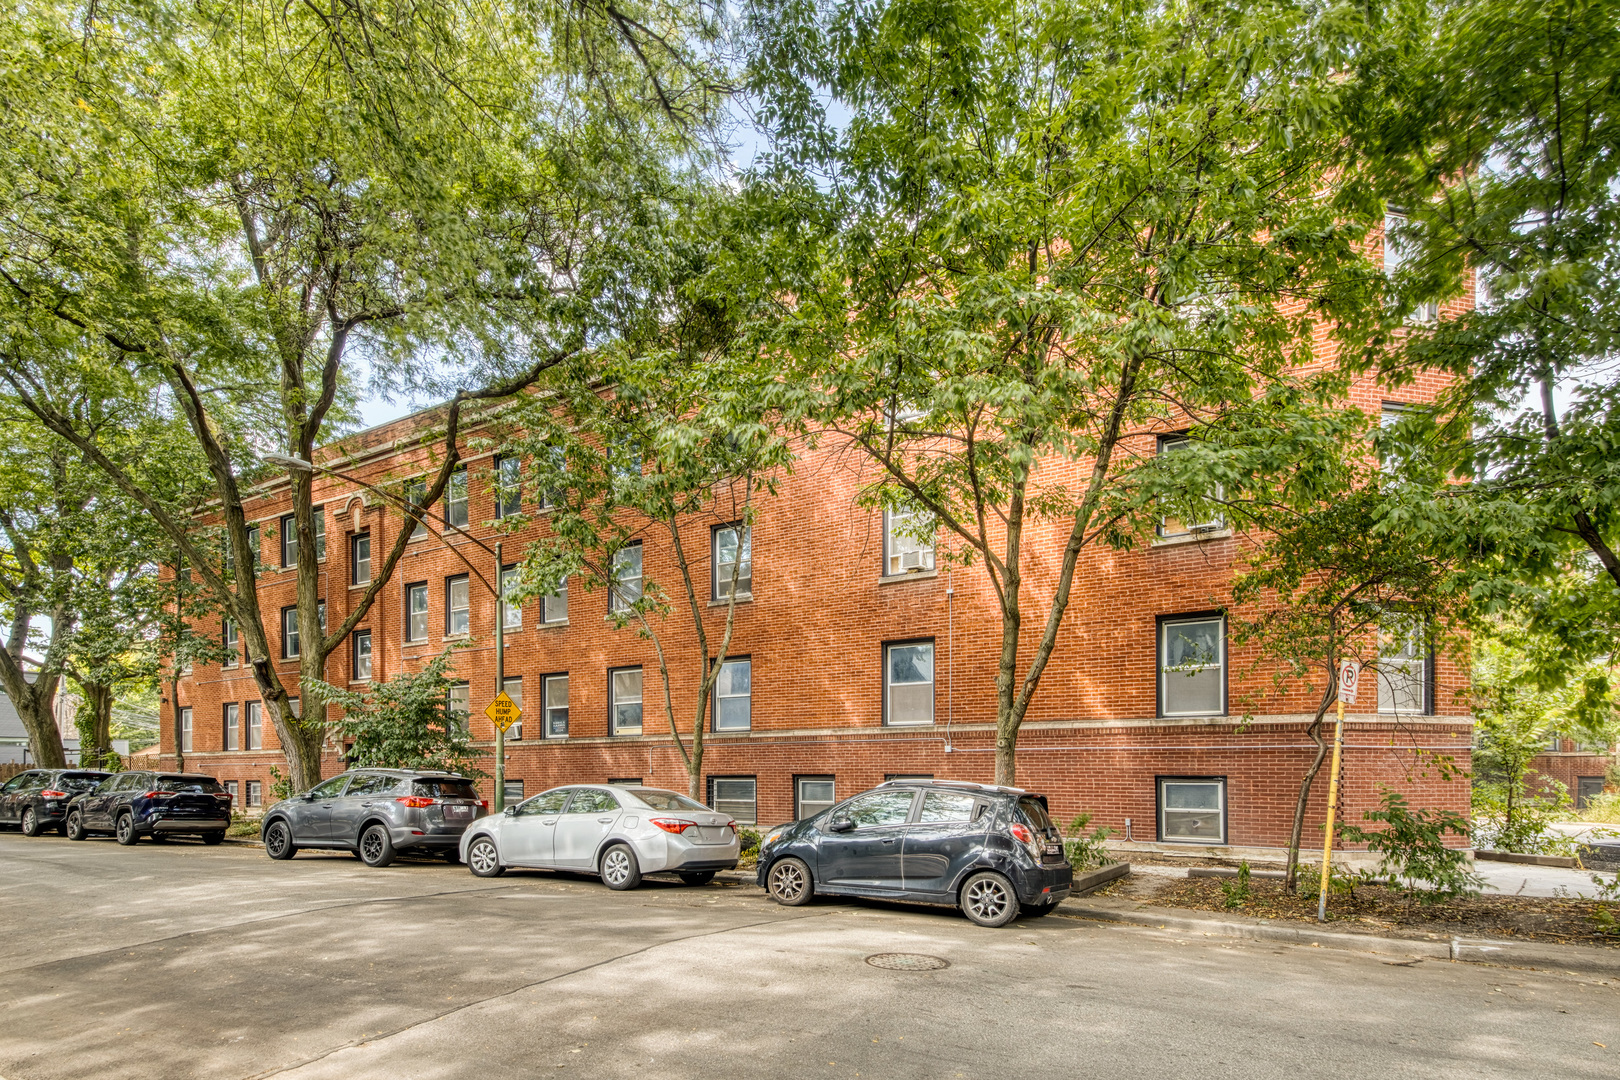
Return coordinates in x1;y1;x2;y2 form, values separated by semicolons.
445;805;472;819
1045;844;1062;856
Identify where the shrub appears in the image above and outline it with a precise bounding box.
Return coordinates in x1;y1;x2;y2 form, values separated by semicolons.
1338;789;1484;904
1064;813;1114;872
1221;861;1252;909
737;827;762;858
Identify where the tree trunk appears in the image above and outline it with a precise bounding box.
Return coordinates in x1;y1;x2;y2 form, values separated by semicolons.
1284;681;1337;890
170;672;185;774
80;681;115;768
0;655;67;769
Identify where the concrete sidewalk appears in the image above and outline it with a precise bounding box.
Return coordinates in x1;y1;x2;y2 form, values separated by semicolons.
1477;858;1616;899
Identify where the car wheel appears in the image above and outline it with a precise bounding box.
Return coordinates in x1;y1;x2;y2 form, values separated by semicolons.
20;806;41;837
960;871;1019;928
466;836;504;878
678;870;717;886
201;831;225;846
1021;900;1060;918
359;824;395;867
65;810;88;841
766;857;814;906
114;813;139;846
264;820;297;860
600;843;641;890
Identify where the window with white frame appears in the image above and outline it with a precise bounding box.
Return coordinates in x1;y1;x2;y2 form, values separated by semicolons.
885;641;935;725
179;707;193;753
710;777;757;824
245;524;261;567
713;525;752;599
543;674;569;737
224;780;239;802
447;682;470;733
245;701;262;750
1377;615;1429;716
406;582;429;641
313;506;325;560
1384;212;1438;323
1158;777;1226;844
246;780;262;807
351;532;371;585
502;676;522;739
447;466;468;528
1158;615;1226;717
495;456;522;518
405;478;428;539
538;444;567;508
446;574;470;636
500;564;521;630
352;630;372;681
712;658;751;731
281;606;299;658
796;777;835;820
611;544;642;612
280;513;298;567
542;575;568;624
224;703;240;751
884;509;934;575
610;667;642;735
1156;435;1226;537
222;619;239;667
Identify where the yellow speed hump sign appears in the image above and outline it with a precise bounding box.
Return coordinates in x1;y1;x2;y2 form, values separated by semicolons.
484;691;522;733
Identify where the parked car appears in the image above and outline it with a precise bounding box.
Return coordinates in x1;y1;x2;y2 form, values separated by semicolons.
461;785;740;888
260;769;487;867
65;771;231;845
0;769;112;835
755;779;1074;927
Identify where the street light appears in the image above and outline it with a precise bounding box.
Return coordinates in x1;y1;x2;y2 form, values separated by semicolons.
264;451;515;811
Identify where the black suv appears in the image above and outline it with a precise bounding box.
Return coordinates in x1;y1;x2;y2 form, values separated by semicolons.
756;779;1074;927
66;771;232;845
0;769;112;835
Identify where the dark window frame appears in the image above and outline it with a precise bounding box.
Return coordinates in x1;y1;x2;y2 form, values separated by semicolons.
711;522;753;600
1155;775;1229;845
446;465;469;528
281;605;299;659
1155;611;1228;719
405;581;429;641
351;531;372;585
222;702;240;752
445;573;470;636
280;512;298;568
352;629;373;681
495;455;522;518
707;775;758;825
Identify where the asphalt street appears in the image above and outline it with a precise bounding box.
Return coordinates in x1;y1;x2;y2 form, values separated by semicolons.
1;831;1616;1080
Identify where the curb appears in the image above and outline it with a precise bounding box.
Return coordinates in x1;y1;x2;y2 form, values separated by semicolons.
1073;861;1130;895
1475;850;1579;868
1059;898;1620;975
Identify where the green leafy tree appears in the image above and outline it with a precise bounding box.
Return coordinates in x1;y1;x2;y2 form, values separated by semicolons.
313;651;484;779
744;0;1388;784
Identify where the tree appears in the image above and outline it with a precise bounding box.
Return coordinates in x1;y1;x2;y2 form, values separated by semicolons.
745;0;1386;783
314;651;484;779
0;0;730;790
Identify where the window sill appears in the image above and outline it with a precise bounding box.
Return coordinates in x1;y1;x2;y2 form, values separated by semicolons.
708;594;753;608
443;633;471;642
539;619;569;629
878;570;938;585
1151;529;1233;548
348;582;371;591
612;730;644;738
884;720;936;728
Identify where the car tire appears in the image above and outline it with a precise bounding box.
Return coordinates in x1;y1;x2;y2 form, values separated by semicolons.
1021;901;1060;918
264;820;297;860
114;813;139;846
359;823;396;867
960;871;1019;928
466;836;504;878
766;857;814;906
20;806;41;837
201;831;225;845
65;810;88;841
678;870;717;886
600;843;641;890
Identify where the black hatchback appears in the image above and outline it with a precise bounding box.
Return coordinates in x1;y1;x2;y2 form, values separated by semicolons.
66;771;232;845
0;769;112;835
755;780;1073;927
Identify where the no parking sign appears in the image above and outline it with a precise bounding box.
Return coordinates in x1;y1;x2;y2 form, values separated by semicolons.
1338;659;1362;704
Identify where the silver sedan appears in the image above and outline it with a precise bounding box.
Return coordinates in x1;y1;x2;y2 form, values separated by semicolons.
460;784;740;888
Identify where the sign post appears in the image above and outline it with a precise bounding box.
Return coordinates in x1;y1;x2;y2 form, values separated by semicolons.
1318;658;1360;922
494;541;505;813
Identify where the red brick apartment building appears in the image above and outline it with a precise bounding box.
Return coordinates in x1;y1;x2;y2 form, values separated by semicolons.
160;249;1475;860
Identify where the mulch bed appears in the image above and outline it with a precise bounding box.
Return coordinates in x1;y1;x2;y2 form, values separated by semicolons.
1097;874;1620;949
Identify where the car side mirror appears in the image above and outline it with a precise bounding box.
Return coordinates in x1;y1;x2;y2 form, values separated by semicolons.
301;792;316;801
828;817;854;833
504;805;518;817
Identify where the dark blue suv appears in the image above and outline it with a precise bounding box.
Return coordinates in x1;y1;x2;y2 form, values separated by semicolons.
66;771;232;845
756;780;1073;927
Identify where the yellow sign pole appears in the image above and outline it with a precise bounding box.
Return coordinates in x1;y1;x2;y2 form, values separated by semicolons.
1316;695;1345;921
494;540;505;813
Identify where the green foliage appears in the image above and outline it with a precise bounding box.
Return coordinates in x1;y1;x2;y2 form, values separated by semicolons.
1338;790;1484;905
737;827;763;858
1064;813;1114;872
313;651;485;780
1221;861;1253;909
266;766;294;804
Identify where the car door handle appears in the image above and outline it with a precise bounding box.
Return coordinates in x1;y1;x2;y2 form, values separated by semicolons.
597;817;614;823
360;802;374;807
542;820;556;826
881;838;897;844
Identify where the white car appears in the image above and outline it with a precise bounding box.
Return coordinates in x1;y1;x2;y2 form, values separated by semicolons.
460;784;740;888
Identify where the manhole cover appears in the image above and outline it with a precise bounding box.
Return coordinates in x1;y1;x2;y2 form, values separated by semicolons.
865;952;950;971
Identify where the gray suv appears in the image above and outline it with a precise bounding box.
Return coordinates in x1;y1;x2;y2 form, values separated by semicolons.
260;770;486;867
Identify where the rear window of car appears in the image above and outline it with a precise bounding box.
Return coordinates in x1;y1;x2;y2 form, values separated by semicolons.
628;789;710;812
413;779;477;799
1016;796;1056;835
58;774;107;791
158;776;225;794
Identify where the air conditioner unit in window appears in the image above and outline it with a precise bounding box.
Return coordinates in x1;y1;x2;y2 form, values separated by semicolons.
1190;521;1223;534
898;548;925;572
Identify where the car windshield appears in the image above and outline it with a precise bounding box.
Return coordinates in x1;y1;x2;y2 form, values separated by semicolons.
414;779;478;799
158;776;225;794
57;774;106;790
628;789;710;812
1016;796;1057;835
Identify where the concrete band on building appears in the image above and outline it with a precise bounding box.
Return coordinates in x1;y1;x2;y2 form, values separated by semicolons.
162;375;1475;851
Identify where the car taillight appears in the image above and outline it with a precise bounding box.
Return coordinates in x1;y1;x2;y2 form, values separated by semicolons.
213;792;233;800
142;790;176;800
478;800;488;809
396;796;437;808
650;818;695;834
1009;823;1035;845
726;820;737;831
41;789;68;799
